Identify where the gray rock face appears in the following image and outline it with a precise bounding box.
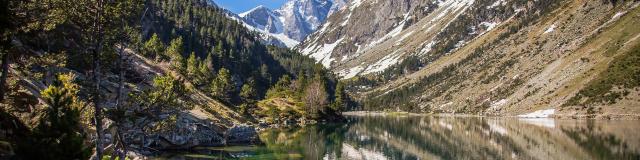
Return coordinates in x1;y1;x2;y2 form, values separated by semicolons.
298;0;550;77
224;124;260;145
121;113;225;151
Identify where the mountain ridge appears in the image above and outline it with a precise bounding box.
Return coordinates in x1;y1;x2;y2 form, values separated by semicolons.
300;0;640;117
229;0;347;48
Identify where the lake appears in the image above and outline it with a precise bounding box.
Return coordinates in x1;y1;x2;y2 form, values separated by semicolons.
163;115;640;160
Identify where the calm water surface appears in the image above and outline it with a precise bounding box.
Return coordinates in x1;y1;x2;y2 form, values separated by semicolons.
164;115;640;160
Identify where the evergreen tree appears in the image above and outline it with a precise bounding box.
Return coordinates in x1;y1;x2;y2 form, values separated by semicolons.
186;52;199;77
296;71;307;93
22;73;90;159
275;75;292;90
198;52;214;81
166;37;185;70
240;79;256;101
332;82;346;112
144;33;165;60
211;68;235;101
130;75;187;112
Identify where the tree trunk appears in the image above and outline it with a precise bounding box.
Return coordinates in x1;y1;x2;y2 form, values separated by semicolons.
92;0;105;159
114;39;127;160
0;52;9;102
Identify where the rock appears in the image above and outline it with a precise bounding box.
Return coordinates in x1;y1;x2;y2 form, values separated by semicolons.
224;124;260;145
0;141;14;158
153;117;225;149
122;113;225;153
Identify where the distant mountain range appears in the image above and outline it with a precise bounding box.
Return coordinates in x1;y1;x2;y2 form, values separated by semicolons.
225;0;347;48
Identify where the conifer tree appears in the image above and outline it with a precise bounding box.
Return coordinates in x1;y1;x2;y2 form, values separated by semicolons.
332;82;346;112
24;73;91;159
211;68;235;101
186;52;199;77
144;33;165;60
240;79;256;101
199;52;214;80
166;37;185;70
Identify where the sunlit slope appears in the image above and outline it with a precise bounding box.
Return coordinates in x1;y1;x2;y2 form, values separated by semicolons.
357;1;640;115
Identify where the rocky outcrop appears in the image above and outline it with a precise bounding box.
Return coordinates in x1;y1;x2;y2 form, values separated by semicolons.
115;113;226;153
224;124;260;145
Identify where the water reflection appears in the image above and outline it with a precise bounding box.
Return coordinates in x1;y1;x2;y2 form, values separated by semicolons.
169;115;640;160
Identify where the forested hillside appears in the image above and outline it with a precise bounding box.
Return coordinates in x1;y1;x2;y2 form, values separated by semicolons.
0;0;351;159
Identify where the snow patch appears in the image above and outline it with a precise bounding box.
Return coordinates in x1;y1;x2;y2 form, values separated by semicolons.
543;24;556;34
480;21;498;31
317;22;331;34
490;99;508;108
440;102;453;108
612;11;626;20
241;23;300;48
338;65;365;79
518;109;555;118
239;5;267;17
487;0;506;9
362;51;403;74
418;40;437;56
341;12;352;26
350;0;363;11
303;38;344;68
358;12;413;54
454;40;466;49
395;31;414;45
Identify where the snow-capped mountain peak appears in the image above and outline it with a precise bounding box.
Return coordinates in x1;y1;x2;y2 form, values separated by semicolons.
229;0;348;48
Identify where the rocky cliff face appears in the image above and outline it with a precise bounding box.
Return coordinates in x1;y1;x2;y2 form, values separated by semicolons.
233;0;348;48
299;0;539;72
300;0;640;116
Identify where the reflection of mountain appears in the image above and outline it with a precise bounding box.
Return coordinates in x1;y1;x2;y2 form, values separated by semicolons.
341;117;640;160
228;117;640;160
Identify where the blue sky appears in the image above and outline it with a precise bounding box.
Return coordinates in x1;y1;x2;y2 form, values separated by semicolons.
212;0;288;14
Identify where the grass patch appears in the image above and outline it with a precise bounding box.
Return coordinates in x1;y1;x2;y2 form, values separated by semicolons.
565;43;640;106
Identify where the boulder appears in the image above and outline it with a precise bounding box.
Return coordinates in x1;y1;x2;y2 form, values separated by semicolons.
122;113;225;152
153;117;225;149
224;124;260;145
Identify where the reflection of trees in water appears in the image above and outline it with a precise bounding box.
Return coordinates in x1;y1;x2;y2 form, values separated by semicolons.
259;123;350;159
561;122;640;160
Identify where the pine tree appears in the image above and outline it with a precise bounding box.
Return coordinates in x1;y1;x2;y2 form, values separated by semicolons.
166;37;185;70
186;52;199;77
199;52;214;81
211;68;235;101
130;75;187;112
332;82;346;112
25;73;91;159
296;71;307;93
144;33;165;60
275;75;292;90
240;79;256;101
